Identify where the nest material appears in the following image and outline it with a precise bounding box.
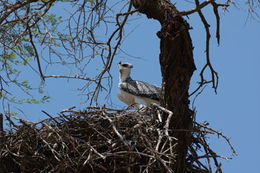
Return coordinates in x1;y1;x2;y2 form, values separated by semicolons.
0;106;235;173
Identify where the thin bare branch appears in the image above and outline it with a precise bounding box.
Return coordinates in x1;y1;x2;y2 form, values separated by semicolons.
28;24;45;81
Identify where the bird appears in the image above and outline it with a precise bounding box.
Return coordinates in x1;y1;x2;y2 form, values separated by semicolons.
117;61;161;109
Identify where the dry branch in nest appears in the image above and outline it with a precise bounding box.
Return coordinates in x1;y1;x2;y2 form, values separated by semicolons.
0;106;235;173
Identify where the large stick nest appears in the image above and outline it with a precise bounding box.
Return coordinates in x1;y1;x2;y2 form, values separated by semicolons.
0;106;235;173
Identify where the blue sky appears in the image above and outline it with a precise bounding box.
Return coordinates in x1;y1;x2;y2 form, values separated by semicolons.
1;1;260;172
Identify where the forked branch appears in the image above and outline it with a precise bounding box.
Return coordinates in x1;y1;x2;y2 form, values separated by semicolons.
187;0;230;96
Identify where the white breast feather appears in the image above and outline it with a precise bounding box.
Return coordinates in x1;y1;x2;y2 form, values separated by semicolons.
118;88;159;109
117;89;135;106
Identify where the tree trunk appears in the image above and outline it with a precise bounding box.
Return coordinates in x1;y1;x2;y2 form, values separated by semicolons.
133;0;196;172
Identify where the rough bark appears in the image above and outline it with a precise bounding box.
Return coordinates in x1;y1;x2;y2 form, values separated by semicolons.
133;0;196;172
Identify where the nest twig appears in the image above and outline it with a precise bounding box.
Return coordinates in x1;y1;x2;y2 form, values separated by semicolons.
0;106;235;173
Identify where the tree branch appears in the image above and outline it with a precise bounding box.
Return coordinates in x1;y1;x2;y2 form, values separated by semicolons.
28;25;45;81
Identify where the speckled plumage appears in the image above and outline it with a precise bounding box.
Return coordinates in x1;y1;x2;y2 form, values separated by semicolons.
119;77;160;101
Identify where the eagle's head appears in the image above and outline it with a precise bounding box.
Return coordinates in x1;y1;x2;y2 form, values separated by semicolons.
118;61;133;82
